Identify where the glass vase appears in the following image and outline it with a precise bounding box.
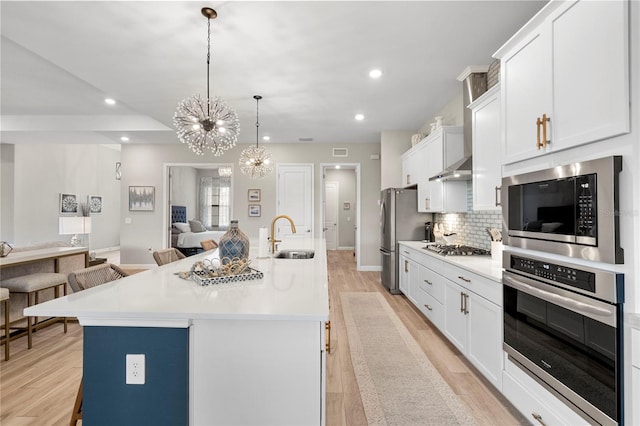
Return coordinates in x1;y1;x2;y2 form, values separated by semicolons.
218;220;250;265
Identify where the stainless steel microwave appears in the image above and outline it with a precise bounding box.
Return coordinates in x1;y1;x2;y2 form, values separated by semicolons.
501;156;623;264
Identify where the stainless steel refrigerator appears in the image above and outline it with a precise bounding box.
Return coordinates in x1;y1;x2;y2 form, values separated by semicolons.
380;188;431;294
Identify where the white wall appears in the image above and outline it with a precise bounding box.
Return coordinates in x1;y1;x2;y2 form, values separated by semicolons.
0;143;121;250
170;166;197;219
120;142;381;268
1;144;15;242
419;90;464;134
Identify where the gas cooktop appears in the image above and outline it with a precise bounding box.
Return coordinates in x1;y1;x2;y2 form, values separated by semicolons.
423;244;490;256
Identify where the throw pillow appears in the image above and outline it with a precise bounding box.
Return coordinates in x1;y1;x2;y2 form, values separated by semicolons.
174;222;191;233
189;220;207;233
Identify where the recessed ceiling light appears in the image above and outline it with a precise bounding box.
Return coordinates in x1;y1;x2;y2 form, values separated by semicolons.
369;69;382;79
263;136;270;141
335;165;341;169
355;114;365;121
120;136;129;142
104;98;116;105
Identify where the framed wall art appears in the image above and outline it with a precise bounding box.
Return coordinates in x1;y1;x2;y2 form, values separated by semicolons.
60;193;78;214
88;195;103;214
129;186;155;211
248;204;261;217
248;189;261;202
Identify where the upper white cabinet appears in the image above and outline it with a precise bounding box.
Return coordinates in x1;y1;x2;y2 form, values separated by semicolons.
424;127;467;213
401;142;424;188
470;85;502;211
495;0;629;165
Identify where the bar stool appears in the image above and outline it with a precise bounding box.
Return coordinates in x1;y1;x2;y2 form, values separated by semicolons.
1;288;9;361
1;272;68;349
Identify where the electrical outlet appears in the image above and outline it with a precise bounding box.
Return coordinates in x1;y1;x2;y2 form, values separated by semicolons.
126;354;145;385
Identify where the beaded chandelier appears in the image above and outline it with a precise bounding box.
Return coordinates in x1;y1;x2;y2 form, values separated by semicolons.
173;8;239;156
239;95;273;179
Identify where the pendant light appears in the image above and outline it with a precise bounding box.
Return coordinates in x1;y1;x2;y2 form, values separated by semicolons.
239;95;273;179
173;7;239;156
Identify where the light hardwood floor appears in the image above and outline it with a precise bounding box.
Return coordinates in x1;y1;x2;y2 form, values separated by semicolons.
0;250;525;425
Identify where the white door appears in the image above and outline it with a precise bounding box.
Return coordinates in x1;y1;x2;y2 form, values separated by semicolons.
324;181;339;250
276;164;313;239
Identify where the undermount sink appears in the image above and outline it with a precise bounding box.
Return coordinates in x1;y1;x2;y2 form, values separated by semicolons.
274;250;315;259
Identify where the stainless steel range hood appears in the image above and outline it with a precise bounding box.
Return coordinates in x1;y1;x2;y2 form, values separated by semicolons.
430;66;488;182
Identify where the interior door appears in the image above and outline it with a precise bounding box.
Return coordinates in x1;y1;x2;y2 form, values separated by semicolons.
324;181;339;250
276;164;313;239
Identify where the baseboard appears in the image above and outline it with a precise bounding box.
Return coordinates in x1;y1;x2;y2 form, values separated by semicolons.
94;246;120;254
338;246;355;251
358;266;382;272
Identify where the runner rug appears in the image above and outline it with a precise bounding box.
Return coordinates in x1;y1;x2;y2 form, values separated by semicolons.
340;292;477;426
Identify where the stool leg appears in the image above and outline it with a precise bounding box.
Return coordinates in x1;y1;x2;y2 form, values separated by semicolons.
27;293;33;349
3;299;9;361
70;378;83;426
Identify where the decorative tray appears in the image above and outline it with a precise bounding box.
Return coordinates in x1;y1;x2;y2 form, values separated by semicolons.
190;267;264;286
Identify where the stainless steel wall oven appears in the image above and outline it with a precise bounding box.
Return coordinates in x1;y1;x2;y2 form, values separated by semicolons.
503;250;624;426
502;156;623;264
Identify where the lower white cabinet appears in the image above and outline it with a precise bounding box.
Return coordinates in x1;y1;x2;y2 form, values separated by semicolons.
632;327;640;426
398;243;502;391
399;253;412;296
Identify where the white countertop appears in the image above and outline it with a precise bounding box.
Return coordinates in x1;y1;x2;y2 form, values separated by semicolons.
398;241;503;282
0;246;87;267
24;238;329;327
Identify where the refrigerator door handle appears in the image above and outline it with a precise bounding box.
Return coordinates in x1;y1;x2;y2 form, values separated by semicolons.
380;201;386;235
379;249;391;256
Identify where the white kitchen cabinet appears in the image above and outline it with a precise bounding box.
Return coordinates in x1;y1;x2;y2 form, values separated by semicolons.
398;252;411;296
424;127;467;213
496;0;629;165
401;142;424;188
470;85;502;211
632;327;640;426
442;263;503;391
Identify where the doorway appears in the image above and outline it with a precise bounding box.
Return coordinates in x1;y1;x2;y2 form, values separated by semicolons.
321;163;360;268
162;163;234;249
275;164;314;239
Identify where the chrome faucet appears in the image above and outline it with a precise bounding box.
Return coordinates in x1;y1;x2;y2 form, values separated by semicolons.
270;215;297;254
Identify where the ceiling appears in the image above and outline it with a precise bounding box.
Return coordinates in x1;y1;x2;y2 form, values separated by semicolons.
1;1;546;148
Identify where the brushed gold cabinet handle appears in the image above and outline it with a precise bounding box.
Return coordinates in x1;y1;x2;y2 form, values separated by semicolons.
458;275;471;283
325;321;331;354
531;413;546;426
424;304;433;311
404;260;408;273
460;292;465;313
424;279;432;286
536;116;542;149
542;113;550;148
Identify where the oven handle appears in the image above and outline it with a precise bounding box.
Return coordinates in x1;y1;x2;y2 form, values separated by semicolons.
503;272;617;327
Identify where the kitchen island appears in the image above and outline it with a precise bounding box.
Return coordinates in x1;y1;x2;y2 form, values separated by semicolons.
25;238;329;426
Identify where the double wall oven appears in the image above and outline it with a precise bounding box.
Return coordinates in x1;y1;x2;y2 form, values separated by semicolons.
501;156;625;425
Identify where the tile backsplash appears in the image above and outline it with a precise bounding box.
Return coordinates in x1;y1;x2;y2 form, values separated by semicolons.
433;182;502;250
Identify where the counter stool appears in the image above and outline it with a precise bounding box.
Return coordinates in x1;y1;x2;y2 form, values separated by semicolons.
1;272;68;349
1;288;9;360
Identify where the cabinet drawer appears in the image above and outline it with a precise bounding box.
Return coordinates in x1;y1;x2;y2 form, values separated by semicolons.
398;246;421;261
418;267;444;303
442;262;501;306
416;288;444;331
503;360;589;426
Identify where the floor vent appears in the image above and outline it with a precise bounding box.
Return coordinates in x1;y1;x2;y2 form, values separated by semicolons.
332;148;348;157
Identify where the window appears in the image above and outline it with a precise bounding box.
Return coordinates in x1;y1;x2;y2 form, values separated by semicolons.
199;176;231;228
